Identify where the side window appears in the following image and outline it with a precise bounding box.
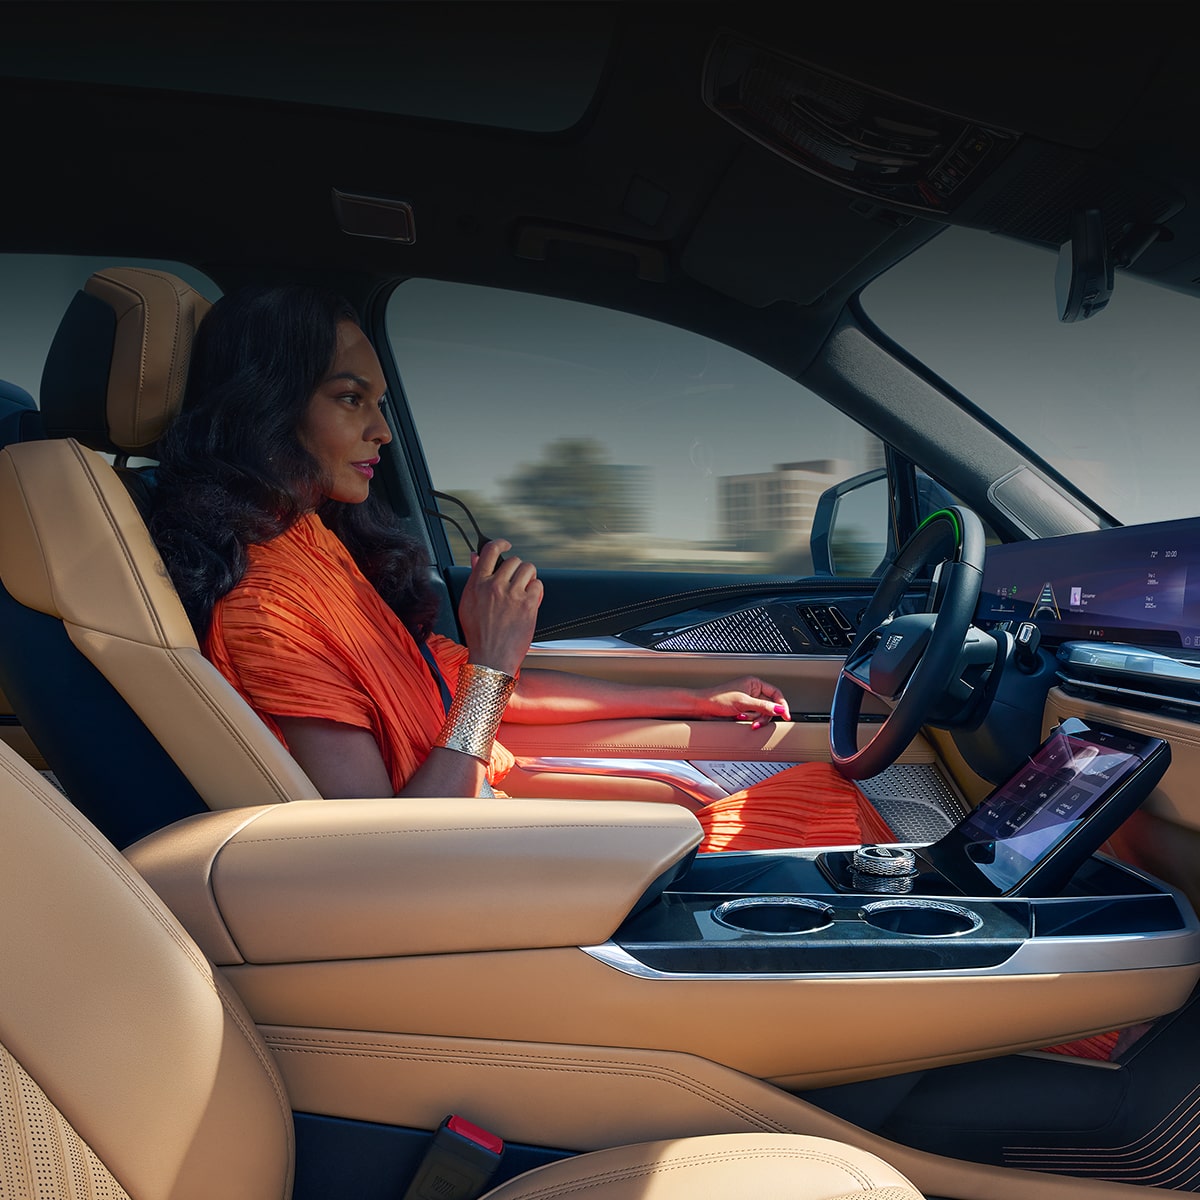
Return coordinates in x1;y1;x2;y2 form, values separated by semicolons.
0;254;220;401
385;280;887;577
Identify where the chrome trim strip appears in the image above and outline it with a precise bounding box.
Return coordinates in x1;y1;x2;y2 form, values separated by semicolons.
713;896;835;935
515;756;728;802
1055;671;1200;712
528;640;843;661
581;925;1200;980
530;638;640;652
860;898;984;937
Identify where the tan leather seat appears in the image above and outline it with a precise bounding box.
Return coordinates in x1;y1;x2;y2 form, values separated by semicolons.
0;268;319;848
0;736;922;1198
0;432;318;806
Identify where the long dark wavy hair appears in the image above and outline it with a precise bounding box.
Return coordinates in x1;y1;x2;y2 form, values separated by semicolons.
150;284;440;642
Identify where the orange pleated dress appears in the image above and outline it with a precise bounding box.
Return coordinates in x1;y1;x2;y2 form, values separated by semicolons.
205;513;891;852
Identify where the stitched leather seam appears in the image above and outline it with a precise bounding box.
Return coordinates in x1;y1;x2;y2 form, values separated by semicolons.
161;648;300;802
112;267;187;441
58;625;300;803
68;441;169;644
225;822;695;845
94;271;148;447
265;1041;792;1133
484;1148;878;1196
1;468;55;615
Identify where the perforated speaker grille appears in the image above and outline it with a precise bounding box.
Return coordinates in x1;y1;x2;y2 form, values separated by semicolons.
857;763;968;842
653;607;792;653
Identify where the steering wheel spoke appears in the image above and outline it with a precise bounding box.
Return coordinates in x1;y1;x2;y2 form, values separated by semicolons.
841;629;881;691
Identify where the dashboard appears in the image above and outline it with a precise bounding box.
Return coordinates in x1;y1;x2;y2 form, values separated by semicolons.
976;514;1200;653
601;515;1200;694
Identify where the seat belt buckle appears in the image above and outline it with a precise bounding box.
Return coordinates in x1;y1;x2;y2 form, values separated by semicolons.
401;1114;505;1200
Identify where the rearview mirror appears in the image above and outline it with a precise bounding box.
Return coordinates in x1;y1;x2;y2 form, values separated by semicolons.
1055;208;1113;322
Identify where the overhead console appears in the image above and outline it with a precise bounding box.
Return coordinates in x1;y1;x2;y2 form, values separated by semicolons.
702;31;1018;217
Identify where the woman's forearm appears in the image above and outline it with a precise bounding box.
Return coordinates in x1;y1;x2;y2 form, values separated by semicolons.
276;715;487;798
504;668;790;728
504;668;701;723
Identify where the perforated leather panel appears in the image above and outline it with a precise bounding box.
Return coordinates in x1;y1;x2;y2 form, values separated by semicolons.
0;1042;130;1200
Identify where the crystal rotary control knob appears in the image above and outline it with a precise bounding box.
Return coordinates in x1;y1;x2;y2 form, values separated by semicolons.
852;845;917;877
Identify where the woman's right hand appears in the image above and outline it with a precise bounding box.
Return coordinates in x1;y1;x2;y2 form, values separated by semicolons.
456;539;543;676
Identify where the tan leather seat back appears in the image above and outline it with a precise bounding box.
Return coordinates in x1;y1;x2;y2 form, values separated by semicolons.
0;739;294;1200
0;437;317;810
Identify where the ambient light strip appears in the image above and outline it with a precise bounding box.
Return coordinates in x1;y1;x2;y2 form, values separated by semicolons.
1003;1082;1200;1186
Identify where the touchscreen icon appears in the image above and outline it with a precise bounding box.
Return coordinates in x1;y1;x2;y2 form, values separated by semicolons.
1070;586;1082;607
1069;744;1099;772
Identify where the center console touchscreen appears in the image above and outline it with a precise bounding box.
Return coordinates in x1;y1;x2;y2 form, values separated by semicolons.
920;717;1169;896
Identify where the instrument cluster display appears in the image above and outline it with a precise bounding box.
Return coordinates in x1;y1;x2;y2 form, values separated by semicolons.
977;516;1200;651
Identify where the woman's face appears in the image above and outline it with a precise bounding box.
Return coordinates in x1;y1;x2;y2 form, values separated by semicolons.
298;320;392;504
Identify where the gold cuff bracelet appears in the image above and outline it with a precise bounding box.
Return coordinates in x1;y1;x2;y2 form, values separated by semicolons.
434;662;517;763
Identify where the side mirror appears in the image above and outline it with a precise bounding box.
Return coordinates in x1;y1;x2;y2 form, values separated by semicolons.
810;468;891;577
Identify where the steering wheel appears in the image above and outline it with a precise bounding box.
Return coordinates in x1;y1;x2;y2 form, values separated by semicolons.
830;506;987;780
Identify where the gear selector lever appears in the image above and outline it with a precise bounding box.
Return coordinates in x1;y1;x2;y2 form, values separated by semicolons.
1014;621;1042;673
851;845;918;893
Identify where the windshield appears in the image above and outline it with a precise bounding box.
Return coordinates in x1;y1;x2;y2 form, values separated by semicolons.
861;226;1200;529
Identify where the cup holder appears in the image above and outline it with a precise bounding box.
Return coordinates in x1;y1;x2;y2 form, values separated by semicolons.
861;899;982;938
713;897;834;936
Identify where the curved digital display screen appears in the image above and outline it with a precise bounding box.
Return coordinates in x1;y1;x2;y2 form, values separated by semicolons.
922;718;1169;896
976;515;1200;650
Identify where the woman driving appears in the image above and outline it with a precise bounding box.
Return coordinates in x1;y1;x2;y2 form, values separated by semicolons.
149;285;892;851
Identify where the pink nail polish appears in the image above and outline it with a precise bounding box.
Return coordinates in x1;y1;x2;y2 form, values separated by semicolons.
773;705;785;716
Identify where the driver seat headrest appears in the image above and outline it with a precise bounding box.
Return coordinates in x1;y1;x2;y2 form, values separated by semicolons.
38;267;211;457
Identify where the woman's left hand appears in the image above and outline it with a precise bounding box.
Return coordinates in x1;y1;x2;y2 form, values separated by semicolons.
692;676;791;730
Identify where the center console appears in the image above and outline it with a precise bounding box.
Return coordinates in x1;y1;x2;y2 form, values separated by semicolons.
588;718;1200;983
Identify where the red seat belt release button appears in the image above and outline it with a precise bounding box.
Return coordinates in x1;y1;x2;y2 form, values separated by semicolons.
402;1114;505;1200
